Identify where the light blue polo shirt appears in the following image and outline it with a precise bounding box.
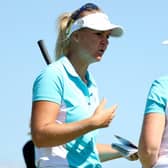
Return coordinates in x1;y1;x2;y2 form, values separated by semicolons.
145;76;168;114
33;56;102;168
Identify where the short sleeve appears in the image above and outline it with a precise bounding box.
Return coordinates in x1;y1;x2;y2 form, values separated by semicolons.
32;67;63;104
145;77;168;114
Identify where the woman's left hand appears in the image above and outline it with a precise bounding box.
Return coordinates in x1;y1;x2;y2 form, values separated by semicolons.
125;152;139;161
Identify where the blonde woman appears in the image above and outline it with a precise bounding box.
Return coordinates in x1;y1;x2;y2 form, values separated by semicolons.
31;3;138;168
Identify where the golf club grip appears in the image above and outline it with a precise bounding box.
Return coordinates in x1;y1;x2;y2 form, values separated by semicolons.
37;40;52;65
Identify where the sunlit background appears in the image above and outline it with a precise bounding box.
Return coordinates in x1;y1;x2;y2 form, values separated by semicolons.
1;0;168;167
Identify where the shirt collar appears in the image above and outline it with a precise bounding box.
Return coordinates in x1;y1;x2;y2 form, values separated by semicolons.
60;56;96;86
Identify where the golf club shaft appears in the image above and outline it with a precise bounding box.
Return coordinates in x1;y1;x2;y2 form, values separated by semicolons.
37;40;52;65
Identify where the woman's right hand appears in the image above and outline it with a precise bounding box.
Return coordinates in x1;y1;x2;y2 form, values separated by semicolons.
91;98;117;128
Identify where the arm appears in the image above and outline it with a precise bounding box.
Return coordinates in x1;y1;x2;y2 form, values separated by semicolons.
31;98;117;147
96;143;122;162
138;113;165;168
97;143;138;162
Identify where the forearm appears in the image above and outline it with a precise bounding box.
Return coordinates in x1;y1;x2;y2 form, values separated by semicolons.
138;113;165;168
138;148;158;168
96;144;122;162
31;99;117;148
139;155;157;168
32;118;96;147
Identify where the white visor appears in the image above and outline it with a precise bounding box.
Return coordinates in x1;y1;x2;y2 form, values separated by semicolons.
66;12;124;38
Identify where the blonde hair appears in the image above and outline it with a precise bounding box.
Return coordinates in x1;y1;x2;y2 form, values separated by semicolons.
55;4;101;60
55;13;71;60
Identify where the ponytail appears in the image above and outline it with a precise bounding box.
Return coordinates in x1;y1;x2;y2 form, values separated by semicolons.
55;13;71;60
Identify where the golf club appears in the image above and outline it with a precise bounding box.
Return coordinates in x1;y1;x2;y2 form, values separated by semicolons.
37;40;52;65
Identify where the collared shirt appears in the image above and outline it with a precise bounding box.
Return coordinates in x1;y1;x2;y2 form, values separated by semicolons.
33;56;102;168
145;76;168;168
